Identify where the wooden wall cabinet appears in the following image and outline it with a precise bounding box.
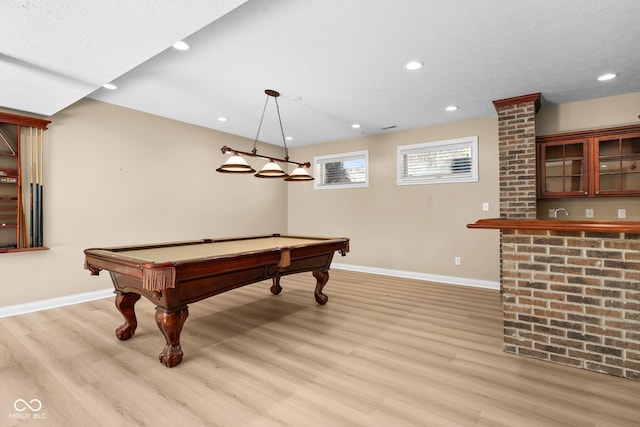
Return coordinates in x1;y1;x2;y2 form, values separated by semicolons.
537;124;640;198
0;112;50;253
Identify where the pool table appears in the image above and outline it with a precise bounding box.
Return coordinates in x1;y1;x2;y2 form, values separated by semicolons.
84;234;349;367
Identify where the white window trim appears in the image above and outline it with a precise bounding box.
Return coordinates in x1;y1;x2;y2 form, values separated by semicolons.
397;136;479;186
314;150;369;190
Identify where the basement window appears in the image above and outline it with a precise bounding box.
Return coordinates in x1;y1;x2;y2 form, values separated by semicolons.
314;150;369;190
397;136;478;185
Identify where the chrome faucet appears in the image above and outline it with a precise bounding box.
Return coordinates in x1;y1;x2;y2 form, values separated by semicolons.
553;208;569;218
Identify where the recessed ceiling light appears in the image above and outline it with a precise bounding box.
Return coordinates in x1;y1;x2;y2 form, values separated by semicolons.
285;136;293;141
172;41;189;51
351;123;361;129
597;73;617;81
445;105;459;112
217;117;227;122
405;61;423;71
102;83;117;90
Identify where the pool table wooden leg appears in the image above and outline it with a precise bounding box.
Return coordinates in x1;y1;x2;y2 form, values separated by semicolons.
313;270;330;305
114;292;141;340
270;276;283;295
155;307;189;368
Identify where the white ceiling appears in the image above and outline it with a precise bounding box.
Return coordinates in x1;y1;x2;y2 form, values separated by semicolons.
3;0;640;147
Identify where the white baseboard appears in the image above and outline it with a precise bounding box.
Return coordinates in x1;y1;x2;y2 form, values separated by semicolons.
331;263;499;290
0;288;114;319
0;265;498;319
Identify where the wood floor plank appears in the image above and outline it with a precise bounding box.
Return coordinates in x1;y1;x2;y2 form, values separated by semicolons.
2;269;640;426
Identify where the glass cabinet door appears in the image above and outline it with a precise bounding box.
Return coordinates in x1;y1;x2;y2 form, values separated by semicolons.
540;140;587;197
596;134;640;195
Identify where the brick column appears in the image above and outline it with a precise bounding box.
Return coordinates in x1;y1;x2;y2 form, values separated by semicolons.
492;93;541;219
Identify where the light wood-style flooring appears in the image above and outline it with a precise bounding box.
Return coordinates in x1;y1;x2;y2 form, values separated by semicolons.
2;269;640;426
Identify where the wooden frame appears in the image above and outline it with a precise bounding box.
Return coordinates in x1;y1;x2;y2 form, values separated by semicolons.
0;112;50;253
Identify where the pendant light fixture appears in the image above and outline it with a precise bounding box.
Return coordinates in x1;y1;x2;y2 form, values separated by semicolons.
216;89;313;181
215;152;255;173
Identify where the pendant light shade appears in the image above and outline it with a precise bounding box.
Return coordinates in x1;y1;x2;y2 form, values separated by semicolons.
255;160;288;178
216;154;256;173
284;165;314;181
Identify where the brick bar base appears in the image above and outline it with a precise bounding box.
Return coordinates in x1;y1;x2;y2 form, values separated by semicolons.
502;229;640;380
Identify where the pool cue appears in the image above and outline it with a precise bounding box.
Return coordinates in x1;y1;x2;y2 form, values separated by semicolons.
33;129;38;247
29;128;34;247
34;128;39;247
37;128;43;247
19;133;25;248
35;129;39;247
33;128;41;247
21;208;26;248
32;128;37;247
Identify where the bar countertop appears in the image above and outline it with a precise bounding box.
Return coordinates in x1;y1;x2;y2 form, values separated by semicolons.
467;218;640;234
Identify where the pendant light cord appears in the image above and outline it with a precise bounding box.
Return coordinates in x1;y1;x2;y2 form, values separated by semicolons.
273;96;289;161
251;91;289;162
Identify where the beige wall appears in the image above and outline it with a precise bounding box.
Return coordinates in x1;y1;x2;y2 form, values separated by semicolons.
536;92;640;220
0;99;288;306
288;117;501;284
536;92;640;136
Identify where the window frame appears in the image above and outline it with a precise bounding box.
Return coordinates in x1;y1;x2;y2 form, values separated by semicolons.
397;136;479;186
313;150;369;190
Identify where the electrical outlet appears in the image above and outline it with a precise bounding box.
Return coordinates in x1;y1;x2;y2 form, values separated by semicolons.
482;202;489;211
585;208;594;219
454;256;461;266
549;209;555;218
618;209;626;219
